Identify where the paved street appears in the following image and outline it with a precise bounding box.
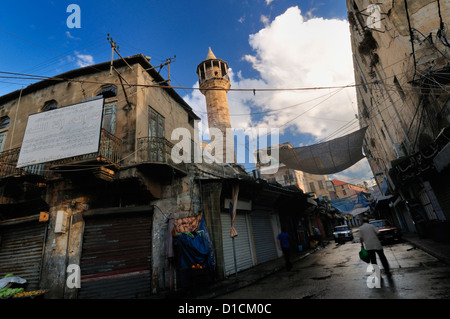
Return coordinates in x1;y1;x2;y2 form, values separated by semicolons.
217;230;450;299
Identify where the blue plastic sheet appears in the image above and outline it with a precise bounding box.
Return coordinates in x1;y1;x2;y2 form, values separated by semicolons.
174;214;216;288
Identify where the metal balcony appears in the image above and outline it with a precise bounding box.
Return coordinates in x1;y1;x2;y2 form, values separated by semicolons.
137;137;188;177
50;129;122;172
0;148;50;180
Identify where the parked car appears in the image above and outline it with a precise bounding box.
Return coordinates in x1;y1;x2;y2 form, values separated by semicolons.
333;225;354;243
369;219;402;243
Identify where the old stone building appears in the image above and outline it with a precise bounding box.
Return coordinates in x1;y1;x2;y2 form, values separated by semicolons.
0;54;203;298
346;0;450;241
0;50;313;298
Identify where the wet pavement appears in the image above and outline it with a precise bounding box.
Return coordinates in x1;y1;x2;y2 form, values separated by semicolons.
182;228;450;299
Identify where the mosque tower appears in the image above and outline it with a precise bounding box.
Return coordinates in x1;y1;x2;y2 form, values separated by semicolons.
197;48;234;163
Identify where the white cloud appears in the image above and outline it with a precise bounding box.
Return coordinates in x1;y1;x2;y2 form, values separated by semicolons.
240;7;357;139
260;15;270;27
74;51;94;68
183;6;370;181
66;31;80;40
266;0;275;5
188;6;358;141
330;159;373;185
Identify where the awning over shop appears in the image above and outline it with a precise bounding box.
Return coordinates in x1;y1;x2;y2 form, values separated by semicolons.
329;196;359;213
376;194;393;204
278;127;368;175
350;206;370;216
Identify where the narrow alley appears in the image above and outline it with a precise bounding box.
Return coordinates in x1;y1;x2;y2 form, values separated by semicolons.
216;229;450;299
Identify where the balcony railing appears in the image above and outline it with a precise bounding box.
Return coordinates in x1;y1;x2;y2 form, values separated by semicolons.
137;137;187;174
0;129;122;181
51;129;122;170
0;148;49;179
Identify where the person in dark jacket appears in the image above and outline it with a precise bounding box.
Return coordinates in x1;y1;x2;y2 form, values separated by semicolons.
277;231;292;270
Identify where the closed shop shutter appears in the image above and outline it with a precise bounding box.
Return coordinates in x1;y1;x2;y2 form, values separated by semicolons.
0;221;47;290
79;213;152;299
221;212;254;276
250;212;278;264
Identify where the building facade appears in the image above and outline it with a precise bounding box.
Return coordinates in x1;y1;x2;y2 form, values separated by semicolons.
347;0;450;241
0;54;203;298
0;51;315;298
331;179;368;199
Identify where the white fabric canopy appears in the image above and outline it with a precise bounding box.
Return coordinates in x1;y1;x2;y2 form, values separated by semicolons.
350;206;370;216
278;127;368;175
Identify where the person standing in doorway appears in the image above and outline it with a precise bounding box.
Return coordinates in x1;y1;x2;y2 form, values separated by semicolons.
277;231;292;271
359;217;391;277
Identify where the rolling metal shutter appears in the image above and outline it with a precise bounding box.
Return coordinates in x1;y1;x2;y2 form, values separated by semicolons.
250;212;278;264
78;213;152;299
221;212;254;276
0;221;47;290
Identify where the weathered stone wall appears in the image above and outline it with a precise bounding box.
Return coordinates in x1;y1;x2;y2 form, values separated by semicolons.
40;179;89;299
0;65;138;154
150;167;202;293
0;58;202;297
347;0;450;188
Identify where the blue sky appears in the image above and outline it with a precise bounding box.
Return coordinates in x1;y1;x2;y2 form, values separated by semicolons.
0;0;375;186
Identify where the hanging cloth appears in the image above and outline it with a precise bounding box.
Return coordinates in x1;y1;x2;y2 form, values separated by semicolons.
278;127;368;175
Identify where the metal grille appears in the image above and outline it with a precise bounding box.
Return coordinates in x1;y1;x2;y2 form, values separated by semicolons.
221;212;254;276
51;129;121;168
78;213;152;299
0;148;50;179
0;222;47;290
251;213;278;265
137;136;187;172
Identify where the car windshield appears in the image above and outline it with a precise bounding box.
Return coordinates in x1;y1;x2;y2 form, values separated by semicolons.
335;226;348;231
370;220;390;227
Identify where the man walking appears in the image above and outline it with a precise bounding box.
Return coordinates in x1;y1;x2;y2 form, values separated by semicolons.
277;231;292;271
359;217;391;277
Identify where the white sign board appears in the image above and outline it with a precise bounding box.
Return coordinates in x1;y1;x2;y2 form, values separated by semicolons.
17;98;104;168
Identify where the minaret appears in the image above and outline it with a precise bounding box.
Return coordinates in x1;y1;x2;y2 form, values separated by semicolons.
197;48;234;163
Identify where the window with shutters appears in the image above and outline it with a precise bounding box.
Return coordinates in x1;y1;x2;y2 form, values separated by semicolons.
148;106;165;162
0;116;9;152
102;102;117;135
148;106;165;138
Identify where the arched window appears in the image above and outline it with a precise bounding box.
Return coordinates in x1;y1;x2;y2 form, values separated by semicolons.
97;85;117;99
41;100;58;112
